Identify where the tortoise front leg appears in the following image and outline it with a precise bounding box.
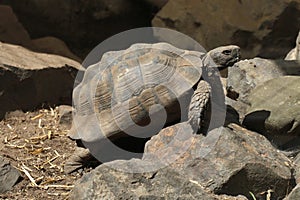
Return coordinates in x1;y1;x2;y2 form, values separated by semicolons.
64;147;100;174
188;80;211;133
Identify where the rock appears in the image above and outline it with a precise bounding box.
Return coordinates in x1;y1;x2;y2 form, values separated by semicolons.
0;5;31;47
1;0;154;58
227;58;300;120
227;58;300;103
152;0;300;58
71;123;294;200
70;158;247;200
284;185;300;200
227;58;284;103
144;123;294;200
142;122;199;168
31;36;82;62
70;162;213;199
293;153;300;184
0;156;21;193
0;41;84;119
243;76;300;149
285;31;300;60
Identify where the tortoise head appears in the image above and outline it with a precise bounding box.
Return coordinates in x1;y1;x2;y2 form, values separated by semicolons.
205;45;240;68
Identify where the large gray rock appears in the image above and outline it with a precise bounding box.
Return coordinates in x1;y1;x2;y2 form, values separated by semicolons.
0;156;21;193
71;123;294;200
70;159;247;200
0;41;83;119
227;58;300;120
285;31;300;60
152;0;300;59
227;58;300;103
243;76;300;149
144;123;294;200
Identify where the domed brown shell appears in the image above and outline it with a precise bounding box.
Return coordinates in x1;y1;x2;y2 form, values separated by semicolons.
70;43;205;142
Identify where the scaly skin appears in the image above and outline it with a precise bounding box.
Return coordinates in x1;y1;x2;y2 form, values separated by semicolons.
188;45;240;133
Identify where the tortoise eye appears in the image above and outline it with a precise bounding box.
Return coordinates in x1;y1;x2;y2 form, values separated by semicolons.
222;50;232;55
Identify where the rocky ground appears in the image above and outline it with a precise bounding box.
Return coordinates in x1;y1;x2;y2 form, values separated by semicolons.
0;1;300;200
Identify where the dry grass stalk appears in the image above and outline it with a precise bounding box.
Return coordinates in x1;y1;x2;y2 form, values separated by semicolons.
40;185;74;189
30;114;44;121
5;143;26;149
38;119;42;128
21;165;38;186
6;124;13;130
30;134;48;141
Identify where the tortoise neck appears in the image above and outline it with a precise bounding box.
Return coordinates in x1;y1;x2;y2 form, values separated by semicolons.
202;53;221;69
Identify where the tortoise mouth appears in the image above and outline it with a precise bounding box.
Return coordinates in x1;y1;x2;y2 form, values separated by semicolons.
227;55;240;67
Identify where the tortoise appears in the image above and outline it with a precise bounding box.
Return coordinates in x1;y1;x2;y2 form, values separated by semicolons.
65;43;240;173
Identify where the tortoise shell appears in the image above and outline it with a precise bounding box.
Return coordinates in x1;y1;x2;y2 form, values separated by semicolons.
71;43;205;142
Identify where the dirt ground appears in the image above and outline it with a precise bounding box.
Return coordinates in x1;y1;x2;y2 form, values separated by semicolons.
0;107;88;200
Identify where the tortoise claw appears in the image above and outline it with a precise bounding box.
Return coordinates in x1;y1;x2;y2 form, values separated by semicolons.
64;147;100;174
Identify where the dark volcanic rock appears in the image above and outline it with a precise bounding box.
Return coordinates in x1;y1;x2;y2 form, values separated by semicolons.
0;156;21;193
0;42;83;119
